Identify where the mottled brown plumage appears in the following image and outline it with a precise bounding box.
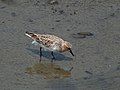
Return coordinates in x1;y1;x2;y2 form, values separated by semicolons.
25;31;74;61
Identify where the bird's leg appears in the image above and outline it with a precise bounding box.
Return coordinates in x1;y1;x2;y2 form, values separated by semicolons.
51;51;55;62
39;47;42;62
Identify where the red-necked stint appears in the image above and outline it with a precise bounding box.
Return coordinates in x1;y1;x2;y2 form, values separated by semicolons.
25;31;74;62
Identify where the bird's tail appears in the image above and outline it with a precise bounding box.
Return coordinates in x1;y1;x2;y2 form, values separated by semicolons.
25;31;39;41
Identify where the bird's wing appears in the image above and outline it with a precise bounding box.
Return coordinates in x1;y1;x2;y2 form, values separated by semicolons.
37;34;54;47
37;34;63;47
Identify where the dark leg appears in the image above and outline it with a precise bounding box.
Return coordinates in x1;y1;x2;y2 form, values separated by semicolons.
39;47;42;62
51;51;55;62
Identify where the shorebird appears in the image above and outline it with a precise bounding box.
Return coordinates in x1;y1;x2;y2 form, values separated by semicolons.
25;31;74;62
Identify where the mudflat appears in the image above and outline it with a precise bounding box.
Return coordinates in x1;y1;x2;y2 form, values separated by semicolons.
0;0;120;90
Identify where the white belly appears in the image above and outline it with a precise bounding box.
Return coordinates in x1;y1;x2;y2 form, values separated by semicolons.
31;40;60;52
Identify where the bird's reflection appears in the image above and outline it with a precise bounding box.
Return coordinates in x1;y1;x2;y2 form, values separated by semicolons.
25;62;71;79
26;48;73;61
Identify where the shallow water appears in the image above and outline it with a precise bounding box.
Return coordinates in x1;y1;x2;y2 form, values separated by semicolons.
0;0;120;90
25;62;71;79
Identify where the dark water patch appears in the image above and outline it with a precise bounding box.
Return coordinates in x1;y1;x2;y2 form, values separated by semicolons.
72;32;94;39
0;6;6;9
116;65;120;70
85;70;93;75
11;12;17;17
58;10;65;14
83;77;91;80
55;20;61;22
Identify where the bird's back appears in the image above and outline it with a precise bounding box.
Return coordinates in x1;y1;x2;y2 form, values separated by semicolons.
37;34;65;51
38;34;63;44
26;32;63;49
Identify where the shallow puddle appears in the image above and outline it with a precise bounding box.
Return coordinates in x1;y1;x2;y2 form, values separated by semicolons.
25;63;71;79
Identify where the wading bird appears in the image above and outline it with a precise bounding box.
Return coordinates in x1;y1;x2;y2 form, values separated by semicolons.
25;31;74;62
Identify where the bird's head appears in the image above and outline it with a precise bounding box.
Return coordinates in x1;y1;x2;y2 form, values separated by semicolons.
62;41;74;56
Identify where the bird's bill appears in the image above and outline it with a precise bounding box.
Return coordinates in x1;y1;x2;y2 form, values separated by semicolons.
68;48;74;56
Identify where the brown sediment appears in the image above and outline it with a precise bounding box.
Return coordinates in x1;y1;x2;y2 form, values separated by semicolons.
25;63;71;79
